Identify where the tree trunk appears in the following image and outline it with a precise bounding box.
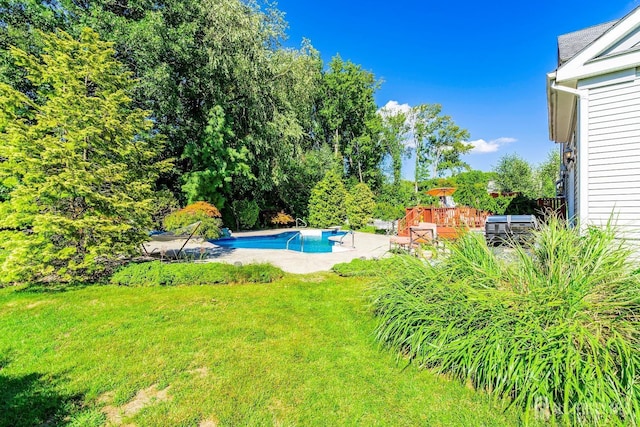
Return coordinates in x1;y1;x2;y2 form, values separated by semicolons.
414;145;419;193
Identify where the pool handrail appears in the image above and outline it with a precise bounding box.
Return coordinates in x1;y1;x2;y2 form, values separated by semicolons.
286;231;303;252
338;230;355;248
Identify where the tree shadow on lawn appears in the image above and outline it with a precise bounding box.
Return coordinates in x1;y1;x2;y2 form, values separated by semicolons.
0;371;84;427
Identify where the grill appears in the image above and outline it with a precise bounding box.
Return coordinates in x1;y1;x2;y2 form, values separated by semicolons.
485;215;538;246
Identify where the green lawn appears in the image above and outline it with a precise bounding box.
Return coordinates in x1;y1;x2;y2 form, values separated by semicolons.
0;273;518;426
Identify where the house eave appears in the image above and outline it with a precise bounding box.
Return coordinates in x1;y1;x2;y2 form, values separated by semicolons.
547;72;577;144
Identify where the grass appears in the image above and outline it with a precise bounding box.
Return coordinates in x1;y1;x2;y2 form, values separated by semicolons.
0;272;519;426
373;219;640;425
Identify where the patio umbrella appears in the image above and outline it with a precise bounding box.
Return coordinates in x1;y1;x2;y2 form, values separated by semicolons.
426;187;456;197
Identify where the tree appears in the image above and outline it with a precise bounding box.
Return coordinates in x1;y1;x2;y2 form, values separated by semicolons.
231;199;260;230
275;144;338;218
319;55;384;186
379;106;409;185
536;149;561;198
181;105;252;208
430;116;472;177
308;170;347;228
493;154;536;198
451;170;511;214
409;104;471;191
0;29;169;284
346;182;376;230
0;0;325;211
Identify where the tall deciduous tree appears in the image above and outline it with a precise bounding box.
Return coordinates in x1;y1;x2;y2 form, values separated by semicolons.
493;153;536;198
181;105;252;208
410;104;471;189
379;106;409;185
319;55;383;187
407;104;469;191
0;29;169;284
536;149;561;198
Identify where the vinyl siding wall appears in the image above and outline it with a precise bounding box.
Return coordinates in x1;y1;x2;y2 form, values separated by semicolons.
586;71;640;241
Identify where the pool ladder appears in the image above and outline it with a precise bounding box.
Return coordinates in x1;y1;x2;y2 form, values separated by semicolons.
336;230;355;248
286;231;303;252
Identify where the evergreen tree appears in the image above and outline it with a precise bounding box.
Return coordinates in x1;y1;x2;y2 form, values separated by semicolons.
346;182;376;230
307;170;347;228
0;29;169;284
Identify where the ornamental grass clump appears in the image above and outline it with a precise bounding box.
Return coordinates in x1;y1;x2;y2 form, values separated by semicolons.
374;217;639;425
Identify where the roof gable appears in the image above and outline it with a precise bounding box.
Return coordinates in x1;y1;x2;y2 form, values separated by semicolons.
558;20;618;66
556;6;640;83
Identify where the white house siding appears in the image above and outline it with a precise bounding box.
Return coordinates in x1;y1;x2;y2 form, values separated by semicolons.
586;73;640;241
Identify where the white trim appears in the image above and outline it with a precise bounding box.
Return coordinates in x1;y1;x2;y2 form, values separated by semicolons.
578;94;590;227
599;29;640;57
557;7;640;82
577;68;636;89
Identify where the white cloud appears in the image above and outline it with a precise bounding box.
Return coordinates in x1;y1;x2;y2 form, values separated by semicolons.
378;100;411;117
468;137;517;154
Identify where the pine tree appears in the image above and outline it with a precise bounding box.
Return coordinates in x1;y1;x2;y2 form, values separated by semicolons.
0;29;170;284
307;170;347;228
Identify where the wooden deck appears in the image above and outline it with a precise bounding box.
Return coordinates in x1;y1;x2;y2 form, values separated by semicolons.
397;206;491;239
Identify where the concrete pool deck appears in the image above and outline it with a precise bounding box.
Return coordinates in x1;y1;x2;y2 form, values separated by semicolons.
142;229;392;274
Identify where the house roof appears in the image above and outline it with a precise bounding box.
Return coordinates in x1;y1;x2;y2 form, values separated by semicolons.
557;20;619;65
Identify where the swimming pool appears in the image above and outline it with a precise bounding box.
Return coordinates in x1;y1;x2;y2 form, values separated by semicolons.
211;229;348;253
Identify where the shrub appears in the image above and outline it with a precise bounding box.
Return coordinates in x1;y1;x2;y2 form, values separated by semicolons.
332;257;396;277
373;218;640;425
373;202;405;221
163;201;222;239
308;170;347;228
231;199;259;230
111;261;284;286
181;201;222;218
346;182;376;230
151;189;181;230
269;211;295;226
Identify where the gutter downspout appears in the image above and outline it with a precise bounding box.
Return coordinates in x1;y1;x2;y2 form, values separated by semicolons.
550;82;583;98
549;80;585;227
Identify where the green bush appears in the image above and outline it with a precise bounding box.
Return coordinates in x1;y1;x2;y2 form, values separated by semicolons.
110;261;284;286
373;218;640;425
332;257;397;277
231;199;260;230
308;170;347;228
346;182;376;230
373;202;405;221
151;189;181;230
163;202;222;240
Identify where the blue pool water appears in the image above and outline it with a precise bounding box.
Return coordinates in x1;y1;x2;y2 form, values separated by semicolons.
211;230;347;253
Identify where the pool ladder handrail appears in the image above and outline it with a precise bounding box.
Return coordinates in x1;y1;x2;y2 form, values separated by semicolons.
286;231;303;252
337;230;355;248
295;218;307;228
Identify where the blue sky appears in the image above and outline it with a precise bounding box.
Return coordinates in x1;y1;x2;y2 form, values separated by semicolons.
275;0;639;176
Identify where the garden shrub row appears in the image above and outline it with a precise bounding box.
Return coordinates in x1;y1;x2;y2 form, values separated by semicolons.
111;261;284;286
373;218;640;425
332;258;397;277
